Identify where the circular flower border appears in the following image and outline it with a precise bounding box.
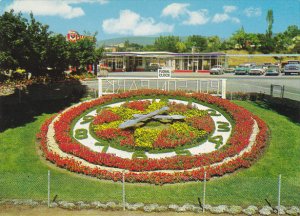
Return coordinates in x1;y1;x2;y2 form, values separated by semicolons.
37;90;269;184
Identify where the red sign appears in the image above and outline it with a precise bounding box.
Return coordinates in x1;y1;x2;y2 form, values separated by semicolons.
66;30;94;42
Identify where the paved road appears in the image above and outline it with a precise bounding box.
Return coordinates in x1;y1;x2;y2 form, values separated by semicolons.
82;72;300;101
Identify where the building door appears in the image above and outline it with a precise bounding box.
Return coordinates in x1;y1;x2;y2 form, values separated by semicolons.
192;61;198;72
112;62;116;71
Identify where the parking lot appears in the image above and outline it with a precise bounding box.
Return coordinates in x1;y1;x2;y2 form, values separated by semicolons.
83;72;300;101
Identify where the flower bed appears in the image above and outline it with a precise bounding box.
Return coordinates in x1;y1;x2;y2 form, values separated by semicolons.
37;90;269;184
91;100;212;151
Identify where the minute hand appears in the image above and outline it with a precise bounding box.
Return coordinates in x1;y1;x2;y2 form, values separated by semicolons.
119;106;169;129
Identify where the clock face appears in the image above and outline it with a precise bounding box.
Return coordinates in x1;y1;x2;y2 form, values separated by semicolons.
41;90;266;183
72;99;232;159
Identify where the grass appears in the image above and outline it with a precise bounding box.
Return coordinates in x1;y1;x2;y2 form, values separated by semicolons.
0;100;299;206
224;49;300;66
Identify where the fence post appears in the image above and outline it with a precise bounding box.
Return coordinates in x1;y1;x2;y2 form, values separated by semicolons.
122;171;126;211
47;170;50;208
98;77;103;97
277;174;281;215
203;171;206;213
270;84;273;97
18;88;21;103
221;79;226;99
281;86;285;98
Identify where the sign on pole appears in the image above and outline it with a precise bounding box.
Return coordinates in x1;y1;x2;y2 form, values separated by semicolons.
158;68;172;79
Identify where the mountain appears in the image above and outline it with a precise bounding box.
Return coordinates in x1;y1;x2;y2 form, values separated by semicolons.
97;36;157;46
97;36;189;47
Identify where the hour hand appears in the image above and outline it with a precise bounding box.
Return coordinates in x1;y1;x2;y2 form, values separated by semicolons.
119;106;169;129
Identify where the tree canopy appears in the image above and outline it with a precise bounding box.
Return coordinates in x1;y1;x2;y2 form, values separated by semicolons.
0;10;101;76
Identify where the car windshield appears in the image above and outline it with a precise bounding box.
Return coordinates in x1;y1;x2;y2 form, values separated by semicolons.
268;66;279;70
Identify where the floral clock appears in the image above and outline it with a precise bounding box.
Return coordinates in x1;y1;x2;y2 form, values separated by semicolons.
37;90;268;184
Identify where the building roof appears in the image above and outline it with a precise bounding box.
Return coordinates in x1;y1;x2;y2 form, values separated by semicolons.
104;51;225;58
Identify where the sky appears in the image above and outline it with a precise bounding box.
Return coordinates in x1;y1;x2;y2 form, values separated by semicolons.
0;0;299;41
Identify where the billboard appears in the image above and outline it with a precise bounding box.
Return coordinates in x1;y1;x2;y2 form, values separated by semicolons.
66;30;95;42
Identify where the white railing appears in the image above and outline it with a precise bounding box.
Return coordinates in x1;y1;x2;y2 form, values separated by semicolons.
98;77;227;99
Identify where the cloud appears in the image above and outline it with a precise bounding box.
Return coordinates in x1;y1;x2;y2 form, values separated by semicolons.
223;5;237;13
212;13;240;23
212;5;240;24
231;17;240;24
161;3;189;18
66;0;109;4
183;10;209;25
212;13;229;23
244;7;262;17
102;10;174;36
5;0;108;19
162;3;209;25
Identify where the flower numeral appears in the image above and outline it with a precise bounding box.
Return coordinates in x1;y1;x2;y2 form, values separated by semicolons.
175;149;191;156
132;151;147;159
95;142;109;153
208;135;223;149
75;129;88;139
80;115;94;124
217;121;230;132
207;109;221;116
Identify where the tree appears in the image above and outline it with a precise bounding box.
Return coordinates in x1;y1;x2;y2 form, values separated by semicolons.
154;36;181;52
68;36;98;73
46;34;70;73
257;33;275;53
284;25;300;38
175;41;187;53
292;41;300;53
230;27;247;49
205;36;222;52
266;9;274;38
25;13;51;75
186;35;208;52
0;10;28;71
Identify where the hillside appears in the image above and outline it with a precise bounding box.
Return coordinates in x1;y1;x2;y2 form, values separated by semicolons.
97;36;188;46
224;50;300;66
98;36;156;46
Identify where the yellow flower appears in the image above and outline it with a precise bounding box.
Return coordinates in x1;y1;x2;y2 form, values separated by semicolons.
134;128;161;148
108;107;142;120
146;100;168;112
93;120;123;131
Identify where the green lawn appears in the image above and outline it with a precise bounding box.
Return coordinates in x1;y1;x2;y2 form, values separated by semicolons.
0;100;299;206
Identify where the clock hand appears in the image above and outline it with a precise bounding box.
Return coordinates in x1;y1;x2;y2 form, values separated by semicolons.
152;115;185;120
119;106;169;129
134;114;185;120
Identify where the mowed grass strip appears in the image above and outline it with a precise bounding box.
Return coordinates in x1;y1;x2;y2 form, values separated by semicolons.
0;101;299;206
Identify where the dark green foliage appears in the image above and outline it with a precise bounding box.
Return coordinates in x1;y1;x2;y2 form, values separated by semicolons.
95;142;109;153
217;121;230;132
75;128;88;139
208;135;223;149
132;151;147;159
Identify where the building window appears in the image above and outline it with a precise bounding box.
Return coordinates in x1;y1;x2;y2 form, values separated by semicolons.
183;59;188;70
135;57;143;67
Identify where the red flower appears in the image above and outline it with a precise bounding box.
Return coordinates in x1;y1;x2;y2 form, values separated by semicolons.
93;110;121;125
37;89;269;184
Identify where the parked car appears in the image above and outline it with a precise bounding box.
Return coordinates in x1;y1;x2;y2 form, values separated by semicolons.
224;67;235;73
283;63;300;75
265;65;280;76
209;65;224;75
234;64;251;75
249;65;265;75
147;63;160;71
